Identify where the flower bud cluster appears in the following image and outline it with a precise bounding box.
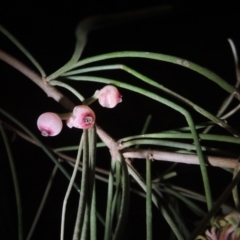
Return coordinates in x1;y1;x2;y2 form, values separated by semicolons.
37;85;122;136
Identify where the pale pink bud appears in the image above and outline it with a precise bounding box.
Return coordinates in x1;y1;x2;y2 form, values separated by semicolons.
66;105;95;129
98;85;122;108
37;112;63;137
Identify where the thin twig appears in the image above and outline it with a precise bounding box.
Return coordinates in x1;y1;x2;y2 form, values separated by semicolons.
0;49;74;111
122;148;238;169
26;165;58;240
0;119;239;169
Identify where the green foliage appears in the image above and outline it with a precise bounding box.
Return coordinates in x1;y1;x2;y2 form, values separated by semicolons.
1;7;240;240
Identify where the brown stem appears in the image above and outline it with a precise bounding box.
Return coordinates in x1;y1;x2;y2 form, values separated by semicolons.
1;119;238;169
0;49;74;111
122;148;238;169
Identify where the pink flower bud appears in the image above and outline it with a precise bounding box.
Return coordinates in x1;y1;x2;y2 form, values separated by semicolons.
98;85;122;108
66;105;95;129
37;112;63;137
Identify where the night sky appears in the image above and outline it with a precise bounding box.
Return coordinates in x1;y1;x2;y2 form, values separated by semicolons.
1;1;240;239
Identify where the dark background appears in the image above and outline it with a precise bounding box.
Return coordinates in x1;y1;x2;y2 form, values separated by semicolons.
1;1;240;239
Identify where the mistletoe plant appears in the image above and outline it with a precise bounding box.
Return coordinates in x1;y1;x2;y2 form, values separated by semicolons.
1;5;240;240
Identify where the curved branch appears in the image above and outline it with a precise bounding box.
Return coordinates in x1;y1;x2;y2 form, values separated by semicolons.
122;148;238;169
0;49;74;111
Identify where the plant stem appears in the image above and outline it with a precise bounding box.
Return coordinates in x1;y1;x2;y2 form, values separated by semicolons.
0;125;23;240
146;156;152;240
68;51;239;98
61;134;84;240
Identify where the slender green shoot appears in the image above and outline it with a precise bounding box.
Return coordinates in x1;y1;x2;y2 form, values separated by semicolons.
0;24;46;77
164;197;190;238
127;163;184;239
90;183;97;240
232;162;240;209
0;124;23;240
89;126;97;240
119;132;240;145
54;142;105;152
61;134;84;240
64;51;239;98
46;35;86;81
120;138;207;152
220;104;240;120
135;115;152;149
80;199;90;240
162;172;177;180
49;80;85;102
146;156;152;240
26;165;58;240
111;161;121;224
73;130;89;240
104;160;115;240
158;186;206;217
112;152;130;240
